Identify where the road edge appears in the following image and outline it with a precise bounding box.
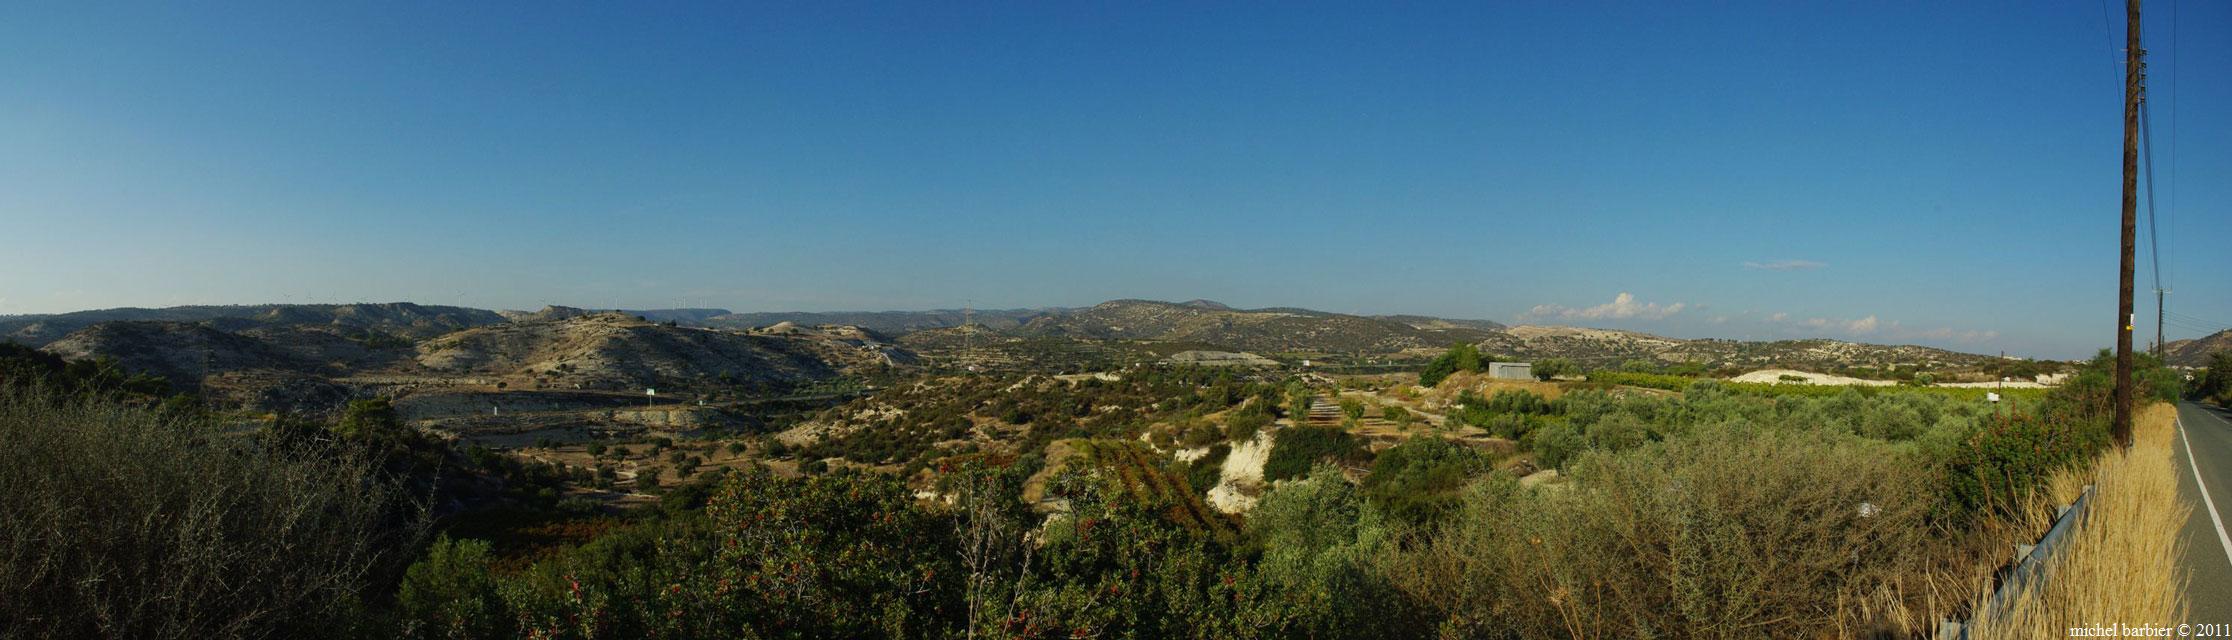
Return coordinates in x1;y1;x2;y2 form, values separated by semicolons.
2176;409;2232;568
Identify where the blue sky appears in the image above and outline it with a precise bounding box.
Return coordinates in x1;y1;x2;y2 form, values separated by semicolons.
1;1;2225;359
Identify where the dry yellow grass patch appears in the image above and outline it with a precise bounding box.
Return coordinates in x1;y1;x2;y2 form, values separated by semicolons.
1969;403;2190;639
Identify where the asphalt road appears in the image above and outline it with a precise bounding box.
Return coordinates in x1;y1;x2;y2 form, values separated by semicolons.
2174;401;2232;625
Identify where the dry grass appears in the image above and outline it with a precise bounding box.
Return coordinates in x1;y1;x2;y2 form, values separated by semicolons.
1968;403;2189;639
0;386;413;639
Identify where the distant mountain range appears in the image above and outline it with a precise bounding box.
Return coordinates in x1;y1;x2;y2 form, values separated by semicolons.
1;303;505;346
5;298;2056;411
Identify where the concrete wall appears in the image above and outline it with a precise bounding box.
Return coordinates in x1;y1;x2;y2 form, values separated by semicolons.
1488;362;1533;380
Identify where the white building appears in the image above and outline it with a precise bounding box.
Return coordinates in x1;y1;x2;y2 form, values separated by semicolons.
1488;362;1533;381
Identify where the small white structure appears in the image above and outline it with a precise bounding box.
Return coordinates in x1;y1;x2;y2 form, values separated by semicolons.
1488;362;1534;381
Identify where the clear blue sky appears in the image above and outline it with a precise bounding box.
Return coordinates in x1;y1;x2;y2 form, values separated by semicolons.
1;1;2225;359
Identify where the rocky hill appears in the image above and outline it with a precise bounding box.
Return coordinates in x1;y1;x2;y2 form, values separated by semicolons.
2;302;504;346
42;321;312;386
2165;329;2232;367
703;308;1050;334
1372;315;1507;332
1011;299;1501;354
414;312;907;391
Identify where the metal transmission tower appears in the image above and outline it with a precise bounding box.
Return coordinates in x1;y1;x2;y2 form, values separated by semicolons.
2113;0;2146;449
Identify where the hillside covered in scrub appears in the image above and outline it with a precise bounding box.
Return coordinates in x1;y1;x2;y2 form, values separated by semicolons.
2;323;2193;638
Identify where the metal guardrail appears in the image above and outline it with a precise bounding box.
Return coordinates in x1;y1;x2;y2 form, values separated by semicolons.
1939;484;2097;639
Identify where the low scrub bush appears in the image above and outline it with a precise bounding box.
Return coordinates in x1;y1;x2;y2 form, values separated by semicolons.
1224;410;1270;443
1362;437;1491;532
1391;425;1934;638
1263;425;1369;482
1584;370;1696;392
1940;408;2108;523
0;386;415;639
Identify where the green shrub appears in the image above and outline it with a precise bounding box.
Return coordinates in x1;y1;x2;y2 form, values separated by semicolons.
1247;466;1404;639
1532;358;1576;381
1178;420;1222;448
1584;370;1696;392
1362;437;1491;531
1339;398;1366;421
1585;411;1650;451
1527;421;1587;470
1225;410;1271;443
1941;409;2108;521
397;536;509;638
1419;344;1484;388
2191;353;2232;404
1380;405;1413;427
1486;389;1553;415
1264;426;1369;482
1286;383;1314;420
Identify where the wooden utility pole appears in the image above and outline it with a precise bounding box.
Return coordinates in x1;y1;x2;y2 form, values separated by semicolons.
2114;0;2144;448
2156;289;2167;357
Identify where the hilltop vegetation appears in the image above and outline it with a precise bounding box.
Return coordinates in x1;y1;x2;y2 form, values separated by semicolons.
0;302;504;346
1014;299;1504;354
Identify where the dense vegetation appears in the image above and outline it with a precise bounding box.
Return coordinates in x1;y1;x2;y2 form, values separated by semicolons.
800;368;1285;475
2190;351;2232;406
0;335;2198;638
0;386;411;639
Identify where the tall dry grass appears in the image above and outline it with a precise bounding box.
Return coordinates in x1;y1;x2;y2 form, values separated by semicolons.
1968;403;2189;639
0;386;417;639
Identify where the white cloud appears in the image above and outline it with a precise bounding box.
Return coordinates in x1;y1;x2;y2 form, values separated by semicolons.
1847;315;1878;334
1772;312;1997;344
1527;292;1687;321
1799;315;1878;334
1742;259;1828;272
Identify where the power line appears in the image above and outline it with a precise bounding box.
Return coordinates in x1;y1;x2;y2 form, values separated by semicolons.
2165;313;2226;327
2166;309;2223;322
2167;0;2178;291
2163;317;2229;335
2143;74;2166;356
2143;105;2161;292
2099;0;2124;80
